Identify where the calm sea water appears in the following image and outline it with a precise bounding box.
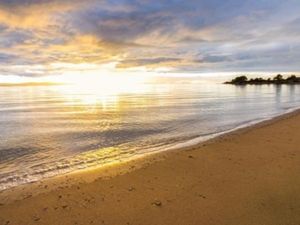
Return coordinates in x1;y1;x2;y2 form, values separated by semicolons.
1;77;300;190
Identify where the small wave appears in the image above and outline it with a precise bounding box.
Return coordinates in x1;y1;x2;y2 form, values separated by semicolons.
163;106;300;152
1;106;299;191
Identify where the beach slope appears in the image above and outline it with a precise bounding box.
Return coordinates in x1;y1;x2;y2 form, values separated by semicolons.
0;112;300;225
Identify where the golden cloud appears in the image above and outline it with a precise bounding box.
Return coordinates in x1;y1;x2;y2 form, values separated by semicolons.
0;1;82;29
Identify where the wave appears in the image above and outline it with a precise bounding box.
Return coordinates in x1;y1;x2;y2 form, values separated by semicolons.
0;105;299;192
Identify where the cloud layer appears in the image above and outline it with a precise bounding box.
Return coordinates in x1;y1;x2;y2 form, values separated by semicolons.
0;0;300;77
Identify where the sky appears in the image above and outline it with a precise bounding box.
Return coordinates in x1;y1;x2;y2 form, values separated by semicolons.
0;0;300;80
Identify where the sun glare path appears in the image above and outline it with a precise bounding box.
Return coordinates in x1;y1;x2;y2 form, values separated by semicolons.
56;72;152;109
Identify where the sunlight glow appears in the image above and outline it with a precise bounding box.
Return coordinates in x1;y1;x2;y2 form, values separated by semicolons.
60;73;150;95
52;64;153;109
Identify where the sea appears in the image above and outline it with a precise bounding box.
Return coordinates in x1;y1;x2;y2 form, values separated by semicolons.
1;76;300;190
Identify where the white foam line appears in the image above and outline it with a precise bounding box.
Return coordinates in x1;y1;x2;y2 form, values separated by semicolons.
160;106;300;152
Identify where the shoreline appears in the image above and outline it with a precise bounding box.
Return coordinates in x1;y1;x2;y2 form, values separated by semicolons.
1;109;300;224
1;106;300;194
1;107;300;201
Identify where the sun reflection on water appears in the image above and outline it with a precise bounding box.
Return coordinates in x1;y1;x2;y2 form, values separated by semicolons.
56;73;152;110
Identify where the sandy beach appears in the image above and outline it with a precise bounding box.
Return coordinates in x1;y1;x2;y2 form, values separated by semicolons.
0;111;300;225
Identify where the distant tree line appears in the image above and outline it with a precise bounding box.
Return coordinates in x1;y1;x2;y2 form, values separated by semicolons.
225;74;300;85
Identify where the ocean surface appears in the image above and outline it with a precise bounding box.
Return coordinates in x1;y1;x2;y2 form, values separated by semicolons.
1;77;300;190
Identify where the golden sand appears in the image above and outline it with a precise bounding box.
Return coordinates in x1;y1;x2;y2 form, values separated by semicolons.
0;111;300;225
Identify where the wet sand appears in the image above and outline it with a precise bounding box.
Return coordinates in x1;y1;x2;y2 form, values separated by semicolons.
0;111;300;225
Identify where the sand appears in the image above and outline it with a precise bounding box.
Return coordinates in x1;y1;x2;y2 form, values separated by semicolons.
0;111;300;225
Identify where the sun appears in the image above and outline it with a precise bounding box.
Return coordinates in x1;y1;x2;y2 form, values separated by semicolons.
62;72;149;94
52;65;152;108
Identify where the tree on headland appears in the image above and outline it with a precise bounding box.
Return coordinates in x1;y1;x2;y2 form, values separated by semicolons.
225;74;300;85
273;74;283;81
286;75;298;83
230;76;248;84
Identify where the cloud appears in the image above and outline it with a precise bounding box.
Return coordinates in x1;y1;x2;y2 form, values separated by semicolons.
117;57;182;68
0;1;83;29
0;0;300;77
